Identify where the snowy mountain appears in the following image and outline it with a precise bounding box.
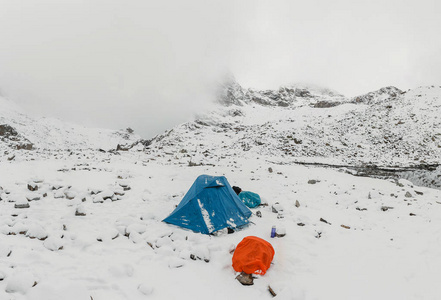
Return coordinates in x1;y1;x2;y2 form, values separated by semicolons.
148;81;441;168
2;81;440;169
0;95;141;153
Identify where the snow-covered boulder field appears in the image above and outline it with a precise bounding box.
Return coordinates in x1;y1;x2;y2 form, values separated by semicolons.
1;154;441;299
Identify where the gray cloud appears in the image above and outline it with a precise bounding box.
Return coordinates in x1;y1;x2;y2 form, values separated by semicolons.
0;0;440;137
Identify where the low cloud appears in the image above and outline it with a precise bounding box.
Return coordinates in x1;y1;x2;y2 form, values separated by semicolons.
1;0;440;137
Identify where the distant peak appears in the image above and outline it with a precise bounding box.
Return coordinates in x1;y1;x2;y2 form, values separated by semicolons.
352;86;403;104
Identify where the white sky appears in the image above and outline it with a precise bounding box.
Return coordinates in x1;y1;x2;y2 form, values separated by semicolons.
0;0;440;138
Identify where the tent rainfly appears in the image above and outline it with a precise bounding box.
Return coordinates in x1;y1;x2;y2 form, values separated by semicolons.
163;175;252;234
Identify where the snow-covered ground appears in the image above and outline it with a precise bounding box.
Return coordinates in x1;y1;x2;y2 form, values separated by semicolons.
1;84;441;299
1;152;441;299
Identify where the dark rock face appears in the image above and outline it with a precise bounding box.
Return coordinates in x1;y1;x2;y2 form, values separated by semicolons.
314;101;342;108
0;124;18;137
115;139;152;151
0;124;33;150
216;78;344;108
352;86;403;104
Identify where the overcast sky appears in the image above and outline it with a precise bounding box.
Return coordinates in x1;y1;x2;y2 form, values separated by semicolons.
0;0;440;138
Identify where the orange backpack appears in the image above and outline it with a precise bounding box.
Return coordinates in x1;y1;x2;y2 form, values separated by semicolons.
232;236;275;275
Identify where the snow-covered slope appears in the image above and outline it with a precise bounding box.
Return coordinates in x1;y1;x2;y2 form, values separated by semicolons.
1;142;441;300
1;82;441;300
148;82;441;167
0;96;140;152
2;82;440;168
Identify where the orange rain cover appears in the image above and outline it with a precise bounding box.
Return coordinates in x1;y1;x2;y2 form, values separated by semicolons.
232;236;275;275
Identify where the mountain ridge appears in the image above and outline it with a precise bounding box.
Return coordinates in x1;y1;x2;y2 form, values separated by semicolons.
1;82;440;169
147;81;441;167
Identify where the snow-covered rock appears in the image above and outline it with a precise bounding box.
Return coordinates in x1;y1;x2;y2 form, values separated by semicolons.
43;236;64;251
26;224;48;240
5;271;36;294
138;283;154;295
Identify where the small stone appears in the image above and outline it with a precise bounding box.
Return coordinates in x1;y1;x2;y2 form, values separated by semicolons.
341;224;351;229
75;205;86;216
168;258;185;268
26;194;41;201
32;178;44;183
92;195;104;203
53;190;65;198
320;218;331;225
256;211;262;218
15;203;30;209
268;285;277;297
64;190;76;200
114;190;125;196
276;227;286;237
295;200;300;208
271;202;283;213
297;222;305;226
27;183;38;191
268;167;273;173
99;190;114;200
0;270;6;281
14;197;30;209
409;213;416;216
414;190;423;195
236;272;253;285
118;180;130;188
308;179;319;184
405;191;412;198
52;184;63;190
89;189;102;195
381;206;393;211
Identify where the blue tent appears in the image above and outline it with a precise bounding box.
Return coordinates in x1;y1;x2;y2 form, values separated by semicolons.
163;175;252;234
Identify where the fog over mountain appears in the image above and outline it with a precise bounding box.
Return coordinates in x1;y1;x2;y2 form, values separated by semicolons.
0;0;440;138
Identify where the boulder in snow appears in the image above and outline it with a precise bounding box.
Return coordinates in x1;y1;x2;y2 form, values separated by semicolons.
26;224;48;240
272;202;284;213
43;236;64;251
27;183;38;191
138;283;154;295
5;271;36;293
14;197;30;209
75;205;86;216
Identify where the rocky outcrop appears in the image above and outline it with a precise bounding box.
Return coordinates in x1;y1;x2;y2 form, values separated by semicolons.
0;124;33;150
351;86;403;105
0;124;18;137
217;78;346;108
148;84;441;168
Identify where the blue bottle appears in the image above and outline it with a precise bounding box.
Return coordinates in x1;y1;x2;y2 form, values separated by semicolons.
271;226;276;238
